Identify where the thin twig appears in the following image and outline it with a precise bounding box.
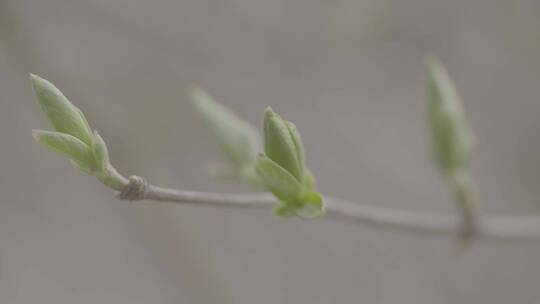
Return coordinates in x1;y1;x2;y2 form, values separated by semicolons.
110;174;540;241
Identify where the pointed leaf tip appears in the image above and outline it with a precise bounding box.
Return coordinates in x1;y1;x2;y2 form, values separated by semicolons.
258;108;324;218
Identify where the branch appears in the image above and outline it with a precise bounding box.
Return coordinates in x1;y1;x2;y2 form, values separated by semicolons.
110;173;540;241
29;74;540;242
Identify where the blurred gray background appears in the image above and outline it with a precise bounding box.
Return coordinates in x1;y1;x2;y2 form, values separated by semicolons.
2;0;540;303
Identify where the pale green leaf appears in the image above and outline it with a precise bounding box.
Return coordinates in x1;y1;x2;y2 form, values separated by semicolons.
254;154;302;204
32;129;95;170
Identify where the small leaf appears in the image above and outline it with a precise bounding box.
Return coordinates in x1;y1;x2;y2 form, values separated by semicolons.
32;129;95;171
426;57;475;174
254;154;302;204
191;88;261;172
31;74;93;146
92;131;110;172
263;107;304;182
296;191;325;218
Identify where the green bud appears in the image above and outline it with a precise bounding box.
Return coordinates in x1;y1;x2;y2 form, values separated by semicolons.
92;131;110;173
30;74;93;146
426;57;475;174
263;107;304;182
32;129;96;172
256;108;324;218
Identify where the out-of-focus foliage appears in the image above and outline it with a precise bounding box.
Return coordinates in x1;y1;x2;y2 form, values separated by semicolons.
426;57;475;175
191;88;261;184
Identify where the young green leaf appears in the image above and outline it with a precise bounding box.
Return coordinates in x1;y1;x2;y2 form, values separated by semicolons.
92;131;110;172
254;154;302;204
32;129;95;171
426;57;475;174
30;74;94;146
263;107;304;183
191;88;261;174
